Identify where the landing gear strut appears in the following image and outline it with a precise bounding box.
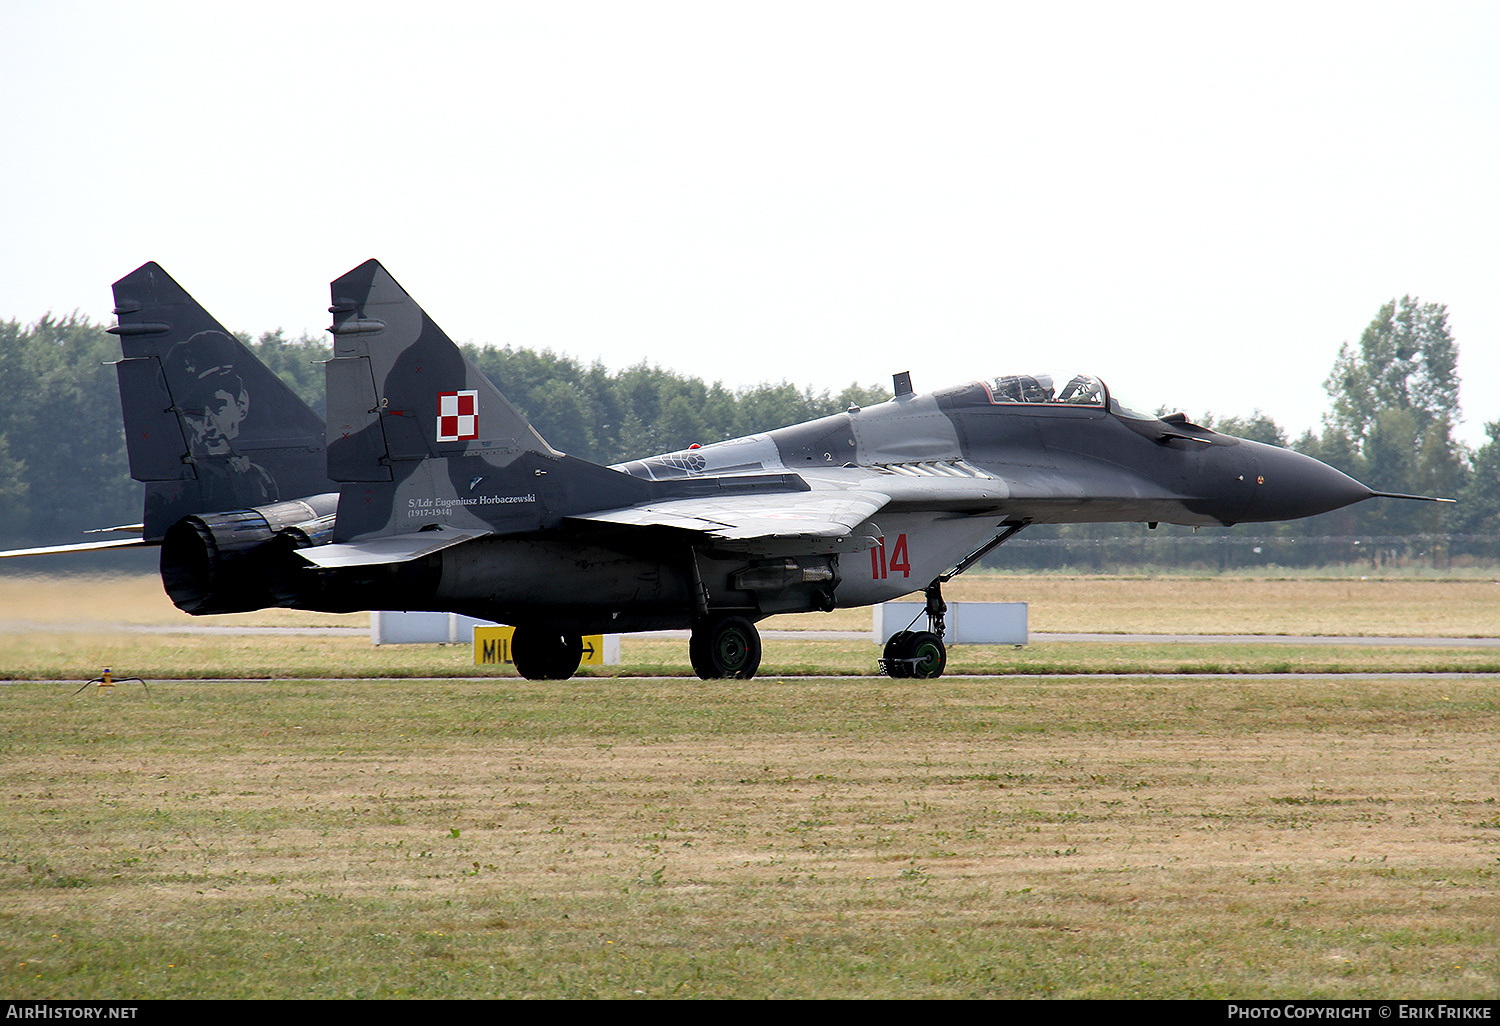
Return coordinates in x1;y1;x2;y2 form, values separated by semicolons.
689;615;762;680
511;626;584;680
880;580;948;679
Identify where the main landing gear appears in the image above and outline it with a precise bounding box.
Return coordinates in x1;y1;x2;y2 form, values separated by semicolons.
509;617;765;681
689;614;762;680
511;626;584;680
880;580;948;679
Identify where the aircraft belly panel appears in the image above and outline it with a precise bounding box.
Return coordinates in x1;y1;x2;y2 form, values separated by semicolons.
435;536;690;612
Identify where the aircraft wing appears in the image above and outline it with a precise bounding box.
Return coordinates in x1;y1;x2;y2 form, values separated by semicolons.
569;463;1024;544
292;489;889;570
570;487;891;542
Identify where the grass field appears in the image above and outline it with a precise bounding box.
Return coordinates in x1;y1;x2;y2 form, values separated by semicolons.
3;572;1500;681
1;573;1497;999
7;570;1500;636
1;675;1496;999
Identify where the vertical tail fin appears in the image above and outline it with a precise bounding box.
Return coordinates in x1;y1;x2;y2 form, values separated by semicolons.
322;260;652;544
109;263;334;539
325;259;559;483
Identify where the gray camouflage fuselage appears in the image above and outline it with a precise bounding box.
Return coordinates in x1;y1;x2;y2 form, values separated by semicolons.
313;359;1371;633
3;260;1437;681
80;260;1391;640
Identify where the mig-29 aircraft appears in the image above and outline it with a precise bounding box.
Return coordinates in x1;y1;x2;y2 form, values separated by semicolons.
3;261;1446;680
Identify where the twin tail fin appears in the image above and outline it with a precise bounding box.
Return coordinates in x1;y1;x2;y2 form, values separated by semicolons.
109;262;334;539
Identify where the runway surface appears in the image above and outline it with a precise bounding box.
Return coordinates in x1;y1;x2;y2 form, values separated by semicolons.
5;620;1500;647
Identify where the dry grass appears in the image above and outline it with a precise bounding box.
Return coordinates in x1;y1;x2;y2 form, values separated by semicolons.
1;573;1496;997
764;575;1500;637
0;573;367;628
4;571;1500;638
5;631;1500;683
4;573;1500;681
0;675;1495;998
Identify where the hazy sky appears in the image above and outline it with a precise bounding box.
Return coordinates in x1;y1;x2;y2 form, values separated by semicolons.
3;1;1496;447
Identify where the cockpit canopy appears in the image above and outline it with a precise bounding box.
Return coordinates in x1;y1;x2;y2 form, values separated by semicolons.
982;373;1105;407
978;373;1160;422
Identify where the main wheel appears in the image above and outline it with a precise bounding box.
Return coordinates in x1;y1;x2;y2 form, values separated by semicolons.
510;627;584;680
689;616;762;680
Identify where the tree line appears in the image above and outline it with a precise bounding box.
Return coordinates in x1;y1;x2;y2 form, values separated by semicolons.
1;297;1495;561
0;315;886;548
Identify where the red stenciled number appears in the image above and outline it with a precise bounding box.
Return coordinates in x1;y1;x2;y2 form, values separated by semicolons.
888;533;911;578
870;534;910;579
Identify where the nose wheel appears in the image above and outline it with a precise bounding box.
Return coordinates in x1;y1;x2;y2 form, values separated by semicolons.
880;630;947;679
880;581;949;679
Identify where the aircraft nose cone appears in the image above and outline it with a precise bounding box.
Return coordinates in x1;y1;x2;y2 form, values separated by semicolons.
1241;444;1373;522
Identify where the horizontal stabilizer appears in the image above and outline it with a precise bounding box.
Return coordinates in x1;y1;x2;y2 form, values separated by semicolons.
296;525;491;568
0;537;156;559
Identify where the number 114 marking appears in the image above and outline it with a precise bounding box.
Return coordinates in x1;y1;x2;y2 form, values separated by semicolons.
870;534;911;579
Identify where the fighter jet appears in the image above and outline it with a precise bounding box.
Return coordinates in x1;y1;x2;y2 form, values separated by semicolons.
4;260;1447;680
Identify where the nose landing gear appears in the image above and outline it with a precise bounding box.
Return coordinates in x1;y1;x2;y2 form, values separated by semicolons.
879;581;948;679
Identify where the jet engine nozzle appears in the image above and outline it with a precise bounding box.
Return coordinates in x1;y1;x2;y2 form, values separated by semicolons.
159;494;339;614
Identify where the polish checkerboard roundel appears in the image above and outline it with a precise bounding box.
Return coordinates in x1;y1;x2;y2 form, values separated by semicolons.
437;390;478;441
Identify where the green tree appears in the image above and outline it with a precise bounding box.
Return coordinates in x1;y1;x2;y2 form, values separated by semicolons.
243;330;331;418
657;393;709;451
2;306;903;541
1317;297;1464;533
0;315;135;547
1204;410;1287;447
0;432;28;528
837;382;893;412
1451;422;1500;541
524;379;598;456
1324;296;1460;447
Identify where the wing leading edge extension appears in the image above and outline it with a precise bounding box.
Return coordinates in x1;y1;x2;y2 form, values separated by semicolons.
570;487;891;544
